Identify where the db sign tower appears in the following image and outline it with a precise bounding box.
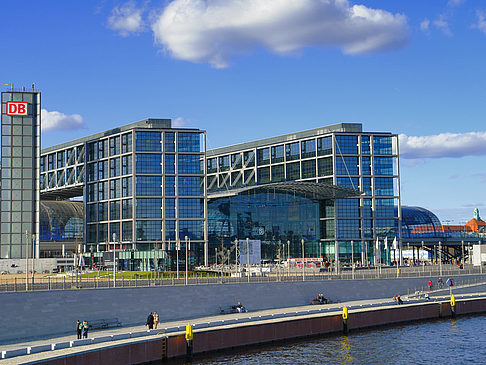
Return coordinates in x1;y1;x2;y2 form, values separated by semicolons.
6;101;29;116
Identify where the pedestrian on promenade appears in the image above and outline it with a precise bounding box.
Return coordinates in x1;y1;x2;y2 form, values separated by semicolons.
76;320;82;339
146;312;154;329
153;312;159;329
82;320;89;339
428;280;433;291
397;295;403;305
438;277;444;289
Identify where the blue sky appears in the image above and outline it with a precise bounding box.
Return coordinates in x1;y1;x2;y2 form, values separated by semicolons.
1;0;485;223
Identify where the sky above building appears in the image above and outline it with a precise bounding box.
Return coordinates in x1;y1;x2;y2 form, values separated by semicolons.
1;0;485;224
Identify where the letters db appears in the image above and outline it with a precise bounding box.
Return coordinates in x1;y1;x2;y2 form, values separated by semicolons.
6;101;28;116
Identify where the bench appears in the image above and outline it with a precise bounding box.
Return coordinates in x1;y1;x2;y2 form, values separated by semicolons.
87;318;122;330
219;305;238;314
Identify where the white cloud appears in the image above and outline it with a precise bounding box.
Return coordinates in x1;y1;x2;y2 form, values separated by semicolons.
474;11;486;35
172;117;189;127
399;132;486;159
151;0;409;68
41;109;85;132
420;18;430;32
447;0;465;8
108;2;144;36
433;14;451;35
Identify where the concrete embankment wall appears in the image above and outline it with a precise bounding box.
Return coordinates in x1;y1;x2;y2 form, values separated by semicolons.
29;297;486;365
1;274;485;343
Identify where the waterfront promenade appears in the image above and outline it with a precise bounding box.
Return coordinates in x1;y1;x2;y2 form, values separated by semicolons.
2;282;486;364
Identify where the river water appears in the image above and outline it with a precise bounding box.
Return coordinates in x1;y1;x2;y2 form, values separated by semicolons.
191;315;486;364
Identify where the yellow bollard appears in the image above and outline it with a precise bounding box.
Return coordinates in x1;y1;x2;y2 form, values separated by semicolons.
185;322;193;361
342;306;349;334
450;295;456;318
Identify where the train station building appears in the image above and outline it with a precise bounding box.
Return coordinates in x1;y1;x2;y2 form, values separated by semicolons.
1;89;406;269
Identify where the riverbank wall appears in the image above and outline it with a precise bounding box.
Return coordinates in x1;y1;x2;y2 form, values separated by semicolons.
20;296;486;365
2;274;486;344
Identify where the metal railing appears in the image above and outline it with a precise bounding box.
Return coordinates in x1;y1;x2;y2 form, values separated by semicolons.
0;264;485;293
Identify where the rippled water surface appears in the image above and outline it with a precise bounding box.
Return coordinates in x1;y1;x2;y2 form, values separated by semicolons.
189;315;486;364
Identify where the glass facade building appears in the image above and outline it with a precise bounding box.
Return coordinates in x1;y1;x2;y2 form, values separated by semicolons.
39;119;207;269
207;123;401;264
0;91;41;259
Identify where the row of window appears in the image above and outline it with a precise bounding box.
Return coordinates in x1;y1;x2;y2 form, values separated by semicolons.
136;154;202;175
87;177;132;202
41;167;84;190
41;145;85;172
208;157;395;190
86;156;132;181
87;133;132;161
136;176;203;197
86;220;205;243
207;135;393;173
135;132;201;153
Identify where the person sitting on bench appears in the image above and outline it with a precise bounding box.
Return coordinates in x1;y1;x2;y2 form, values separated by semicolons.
235;301;247;313
314;293;328;304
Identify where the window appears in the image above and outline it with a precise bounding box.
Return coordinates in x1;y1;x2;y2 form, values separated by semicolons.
244;169;255;185
164;132;175;152
178;176;201;196
98;181;108;201
301;160;316;179
375;177;394;196
87;142;96;161
165;220;176;240
301;139;316;159
178;133;200;152
136;132;161;152
122;221;132;241
122;155;132;175
243;151;255;167
375;198;394;217
122;177;132;197
99;223;108;242
257;167;270;184
98;139;108;159
374;157;393;176
122;199;133;219
271;145;284;163
286;162;300;180
362;156;371;175
318;157;333;177
336;199;359;218
336;177;359;190
285;143;299;161
336;219;360;239
121;133;132;153
110;222;120;243
178;198;203;218
98;202;108;221
317;136;332;156
136;176;162;196
110;201;120;220
207;158;217;173
361;178;372;196
109;179;121;199
136;220;162;241
361;136;370;154
336;156;358;175
165;198;175;218
271;165;284;182
165;154;175;174
110;136;120;156
257;148;270;166
87;204;97;222
361;199;372;217
335;135;358;155
57;151;64;168
165;176;175;196
179;220;204;240
178;155;201;174
373;136;392;155
136;154;161;174
218;155;230;171
136;198;162;218
231;153;242;169
110;158;120;177
98;160;108;180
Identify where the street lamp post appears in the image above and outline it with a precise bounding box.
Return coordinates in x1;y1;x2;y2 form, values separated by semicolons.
287;240;290;278
176;239;180;279
439;241;442;276
246;238;250;283
351;240;354;280
112;233;117;288
25;230;29;291
185;236;191;285
422;241;425;272
301;239;305;282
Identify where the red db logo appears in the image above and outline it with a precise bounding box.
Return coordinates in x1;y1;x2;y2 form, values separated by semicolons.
6;102;28;116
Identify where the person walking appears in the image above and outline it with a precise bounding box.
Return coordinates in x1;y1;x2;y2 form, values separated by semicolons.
153;312;159;329
76;320;82;339
146;312;154;330
82;320;89;339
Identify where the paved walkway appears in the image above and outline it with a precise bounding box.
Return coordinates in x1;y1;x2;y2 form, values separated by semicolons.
2;283;486;364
